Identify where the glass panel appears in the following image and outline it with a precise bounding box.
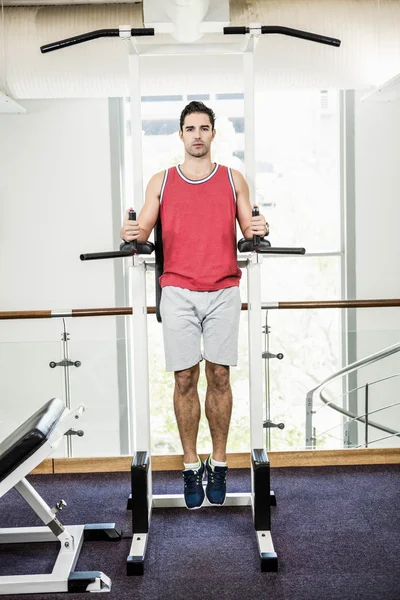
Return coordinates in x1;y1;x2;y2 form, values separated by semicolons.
0;317;132;459
68;338;125;457
261;256;342;450
0;340;65;457
255;90;340;253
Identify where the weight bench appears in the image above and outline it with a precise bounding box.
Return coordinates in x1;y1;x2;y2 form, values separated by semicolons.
0;398;121;595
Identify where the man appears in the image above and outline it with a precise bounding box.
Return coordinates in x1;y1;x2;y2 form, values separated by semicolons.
121;101;268;509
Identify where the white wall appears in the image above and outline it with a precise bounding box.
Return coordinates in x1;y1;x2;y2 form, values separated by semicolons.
354;93;400;447
0;99;123;456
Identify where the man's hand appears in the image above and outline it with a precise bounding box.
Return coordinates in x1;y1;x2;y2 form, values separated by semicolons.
120;208;140;242
250;208;269;237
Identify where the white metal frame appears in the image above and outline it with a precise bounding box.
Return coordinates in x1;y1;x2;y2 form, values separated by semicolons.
125;25;276;564
0;405;111;595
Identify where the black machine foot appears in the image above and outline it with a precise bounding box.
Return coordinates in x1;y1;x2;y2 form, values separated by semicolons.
270;491;277;506
127;493;132;510
84;523;122;541
68;571;111;592
127;556;144;576
260;552;279;573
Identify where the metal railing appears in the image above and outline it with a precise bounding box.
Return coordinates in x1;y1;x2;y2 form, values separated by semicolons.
306;345;400;449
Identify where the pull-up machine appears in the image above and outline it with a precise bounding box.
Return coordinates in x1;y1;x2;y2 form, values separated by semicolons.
42;5;339;575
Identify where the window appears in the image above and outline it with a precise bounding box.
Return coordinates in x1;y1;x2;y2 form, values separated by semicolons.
142;119;180;136
142;95;183;102
123;90;342;453
216;93;244;100
187;94;210;101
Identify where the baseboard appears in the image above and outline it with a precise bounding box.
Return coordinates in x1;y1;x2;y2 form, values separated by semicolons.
31;448;400;475
32;459;53;474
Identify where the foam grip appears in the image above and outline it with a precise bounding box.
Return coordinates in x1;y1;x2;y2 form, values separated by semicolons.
252;206;260;248
129;210;138;251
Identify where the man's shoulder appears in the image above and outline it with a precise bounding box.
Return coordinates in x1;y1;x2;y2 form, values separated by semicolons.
150;170;168;184
218;164;246;178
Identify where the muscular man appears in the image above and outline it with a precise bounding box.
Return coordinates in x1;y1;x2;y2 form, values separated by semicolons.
121;101;268;509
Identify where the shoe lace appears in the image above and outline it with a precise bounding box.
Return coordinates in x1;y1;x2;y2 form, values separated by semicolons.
183;470;202;493
209;468;227;489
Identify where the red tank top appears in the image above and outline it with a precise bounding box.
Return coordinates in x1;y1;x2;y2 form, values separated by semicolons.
159;164;242;291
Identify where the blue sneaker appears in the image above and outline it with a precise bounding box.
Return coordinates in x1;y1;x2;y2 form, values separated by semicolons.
205;456;228;505
182;461;205;509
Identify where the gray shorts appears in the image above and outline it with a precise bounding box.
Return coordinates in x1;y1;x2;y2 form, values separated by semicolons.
160;285;242;372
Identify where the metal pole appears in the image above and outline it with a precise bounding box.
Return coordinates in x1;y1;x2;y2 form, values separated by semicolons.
127;41;152;501
247;255;265;450
243;28;264;451
128;41;145;213
243;31;258;204
305;391;314;449
264;311;271;451
62;319;73;458
365;383;369;447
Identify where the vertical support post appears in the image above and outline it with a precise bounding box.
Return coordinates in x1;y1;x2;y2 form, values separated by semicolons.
61;320;73;458
246;255;265;451
126;37;152;576
264;311;271;451
128;42;145;213
364;383;369;447
127;39;151;474
243;33;257;204
128;258;152;500
243;27;263;452
305;391;314;449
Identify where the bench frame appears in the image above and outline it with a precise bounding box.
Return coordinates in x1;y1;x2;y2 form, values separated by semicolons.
0;404;120;595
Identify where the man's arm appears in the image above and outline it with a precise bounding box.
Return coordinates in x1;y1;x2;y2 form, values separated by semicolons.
120;171;164;242
232;169;268;239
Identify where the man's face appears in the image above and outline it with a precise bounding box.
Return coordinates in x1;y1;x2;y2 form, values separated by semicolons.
179;112;216;158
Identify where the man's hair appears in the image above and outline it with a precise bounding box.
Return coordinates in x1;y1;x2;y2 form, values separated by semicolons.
179;101;215;131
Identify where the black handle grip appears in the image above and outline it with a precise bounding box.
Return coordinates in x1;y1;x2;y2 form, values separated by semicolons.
40;27;155;53
261;26;340;47
128;209;138;253
80;250;137;261
223;25;340;47
223;26;248;35
252;206;260;249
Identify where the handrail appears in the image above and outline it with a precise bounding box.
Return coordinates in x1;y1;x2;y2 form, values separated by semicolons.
263;299;400;309
317;399;400;439
316;370;400;412
1;298;400;320
306;342;400;442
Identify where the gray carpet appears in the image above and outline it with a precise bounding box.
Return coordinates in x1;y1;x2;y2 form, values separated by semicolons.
0;465;399;600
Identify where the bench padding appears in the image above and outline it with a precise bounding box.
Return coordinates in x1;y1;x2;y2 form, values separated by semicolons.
0;398;65;483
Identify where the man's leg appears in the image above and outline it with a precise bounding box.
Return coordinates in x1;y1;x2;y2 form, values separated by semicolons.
202;288;241;456
204;361;232;463
173;364;201;464
202;287;241;505
203;361;231;505
174;363;205;509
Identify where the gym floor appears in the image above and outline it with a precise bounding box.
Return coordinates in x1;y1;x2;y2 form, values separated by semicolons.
1;465;399;600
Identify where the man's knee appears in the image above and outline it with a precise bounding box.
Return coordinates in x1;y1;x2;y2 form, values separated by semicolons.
205;362;230;393
174;364;200;395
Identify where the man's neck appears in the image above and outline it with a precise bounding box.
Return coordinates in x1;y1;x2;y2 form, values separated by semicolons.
180;156;215;180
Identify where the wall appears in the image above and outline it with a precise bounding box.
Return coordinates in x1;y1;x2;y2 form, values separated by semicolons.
0;98;123;456
354;93;400;447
